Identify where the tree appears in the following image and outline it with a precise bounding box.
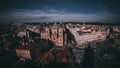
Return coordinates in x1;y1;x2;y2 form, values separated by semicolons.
62;57;67;63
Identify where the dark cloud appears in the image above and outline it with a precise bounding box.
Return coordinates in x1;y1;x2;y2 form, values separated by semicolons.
0;0;120;23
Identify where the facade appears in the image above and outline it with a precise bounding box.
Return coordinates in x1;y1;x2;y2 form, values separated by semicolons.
15;39;50;60
115;39;120;46
17;31;26;37
114;27;120;48
17;29;30;38
26;25;40;33
66;23;109;48
40;23;67;47
15;49;31;59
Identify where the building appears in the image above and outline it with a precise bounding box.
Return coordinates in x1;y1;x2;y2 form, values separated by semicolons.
17;31;27;37
15;39;52;60
115;39;120;47
66;23;109;48
26;25;40;33
113;27;120;48
40;23;67;47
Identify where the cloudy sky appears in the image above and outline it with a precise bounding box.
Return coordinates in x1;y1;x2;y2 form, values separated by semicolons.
0;0;120;23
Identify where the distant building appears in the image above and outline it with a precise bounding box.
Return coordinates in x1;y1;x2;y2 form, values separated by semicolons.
115;39;120;46
15;39;52;60
17;29;30;38
16;47;32;59
114;28;120;48
26;25;40;33
17;31;26;37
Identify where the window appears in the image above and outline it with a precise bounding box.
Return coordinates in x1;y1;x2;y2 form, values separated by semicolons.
60;38;62;41
54;38;55;40
60;42;62;44
54;31;57;34
60;31;62;34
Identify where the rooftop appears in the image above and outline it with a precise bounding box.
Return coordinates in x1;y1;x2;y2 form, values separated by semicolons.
16;39;48;50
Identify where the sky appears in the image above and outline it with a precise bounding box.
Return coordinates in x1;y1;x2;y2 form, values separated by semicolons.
0;0;120;23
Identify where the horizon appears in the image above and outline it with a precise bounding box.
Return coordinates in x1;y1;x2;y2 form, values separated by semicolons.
1;21;120;24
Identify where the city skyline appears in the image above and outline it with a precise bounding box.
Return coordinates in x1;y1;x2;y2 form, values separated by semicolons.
0;22;120;68
0;0;120;23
